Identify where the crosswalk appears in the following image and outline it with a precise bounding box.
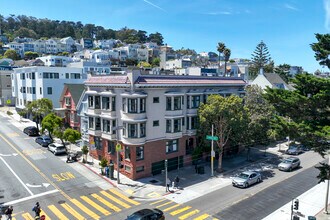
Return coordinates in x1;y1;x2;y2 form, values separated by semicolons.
11;188;140;220
149;199;218;220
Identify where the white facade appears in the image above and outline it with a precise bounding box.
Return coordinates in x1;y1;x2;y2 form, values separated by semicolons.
11;66;86;109
68;60;111;75
45;39;58;54
165;59;192;70
33;40;46;54
38;55;73;67
6;42;24;57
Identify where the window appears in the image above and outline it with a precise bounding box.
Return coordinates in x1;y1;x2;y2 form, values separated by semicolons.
125;146;131;159
140;98;146;113
191;116;198;129
32;87;36;94
166;120;171;133
153;120;159;127
20;73;25;80
108;141;115;155
95;117;101;130
89;117;94;129
136;166;144;172
166;139;178;153
70;73;81;79
102;119;110;132
95;96;100;109
187;96;190;109
102;97;110;110
40;87;42;95
65;73;69;79
140;123;146;137
128;99;137;113
136;146;144;161
94;137;101;150
47;87;52;95
153;97;159;103
112;120;116;134
128;124;138;138
173;118;182;132
88;96;94;108
174;97;181;110
166;97;171;110
32;72;35;79
65;97;71;106
191;95;200;108
111;97;116;111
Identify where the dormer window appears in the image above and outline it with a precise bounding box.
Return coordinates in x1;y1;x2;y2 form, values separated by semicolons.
65;97;71;106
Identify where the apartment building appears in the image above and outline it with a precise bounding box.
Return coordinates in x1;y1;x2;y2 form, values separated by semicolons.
11;66;87;109
85;70;246;180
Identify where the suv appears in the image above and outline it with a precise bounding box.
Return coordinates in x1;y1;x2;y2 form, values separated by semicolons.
278;157;300;171
35;135;53;147
126;208;165;220
286;145;303;155
23;126;39;136
48;143;67;155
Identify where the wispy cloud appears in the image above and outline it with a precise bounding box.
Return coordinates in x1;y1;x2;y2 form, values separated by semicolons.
325;0;330;30
203;11;232;15
143;0;166;12
284;3;299;11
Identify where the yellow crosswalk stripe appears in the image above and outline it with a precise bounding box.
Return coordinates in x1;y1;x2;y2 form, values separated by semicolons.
150;198;167;205
179;209;200;219
61;203;85;220
12;218;16;220
163;204;181;212
170;206;192;216
91;193;121;212
193;213;210;220
109;188;140;205
71;198;100;220
22;213;34;220
48;205;68;220
100;191;131;208
156;201;174;208
80;195;111;216
40;210;51;220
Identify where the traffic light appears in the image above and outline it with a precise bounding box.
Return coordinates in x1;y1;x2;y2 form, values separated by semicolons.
293;199;299;210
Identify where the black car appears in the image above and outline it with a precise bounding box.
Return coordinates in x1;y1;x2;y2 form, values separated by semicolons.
126;208;165;220
23;126;39;136
35;135;52;147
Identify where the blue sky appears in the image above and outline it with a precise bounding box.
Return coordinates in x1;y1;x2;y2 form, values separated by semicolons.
1;0;329;73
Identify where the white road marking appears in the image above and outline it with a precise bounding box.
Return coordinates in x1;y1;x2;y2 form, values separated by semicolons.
26;183;50;188
0;156;34;196
0;153;18;157
3;189;59;206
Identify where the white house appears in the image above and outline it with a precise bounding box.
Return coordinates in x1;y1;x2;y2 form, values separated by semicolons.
37;55;73;67
33;39;46;54
11;66;87;109
251;72;293;90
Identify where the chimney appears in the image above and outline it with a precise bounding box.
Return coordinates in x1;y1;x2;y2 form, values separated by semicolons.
259;67;264;75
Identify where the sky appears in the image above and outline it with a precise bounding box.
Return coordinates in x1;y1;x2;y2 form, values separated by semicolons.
1;0;329;73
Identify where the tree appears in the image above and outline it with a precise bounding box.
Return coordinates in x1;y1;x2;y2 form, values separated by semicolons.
81;145;89;163
63;128;81;152
4;49;20;60
41;113;62;140
14;27;37;39
150;57;160;67
311;33;330;69
198;94;245;171
99;157;108;175
138;61;151;68
223;48;231;76
24;51;39;60
148;32;164;45
251;40;271;75
24;98;53;130
274;63;291;83
217;42;226;69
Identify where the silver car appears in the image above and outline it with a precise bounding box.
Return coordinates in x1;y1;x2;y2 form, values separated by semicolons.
232;171;262;188
286;145;303;155
278;157;300;171
48;143;67;155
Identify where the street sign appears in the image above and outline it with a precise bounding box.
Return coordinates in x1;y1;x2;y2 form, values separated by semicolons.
206;135;219;141
116;143;122;152
211;150;215;157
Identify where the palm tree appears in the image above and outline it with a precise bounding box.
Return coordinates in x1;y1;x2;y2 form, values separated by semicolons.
223;48;231;76
217;42;226;70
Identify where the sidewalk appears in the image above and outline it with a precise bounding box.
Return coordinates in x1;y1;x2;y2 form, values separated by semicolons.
0;107;327;219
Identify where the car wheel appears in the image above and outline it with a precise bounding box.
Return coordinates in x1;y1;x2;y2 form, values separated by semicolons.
289;167;292;172
257;178;261;183
297;163;300;168
244;183;249;188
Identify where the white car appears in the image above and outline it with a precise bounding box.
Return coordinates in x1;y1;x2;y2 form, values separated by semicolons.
48;143;67;155
232;171;262;188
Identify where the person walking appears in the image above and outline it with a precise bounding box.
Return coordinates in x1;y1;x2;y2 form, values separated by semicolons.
174;175;180;189
4;206;13;220
32;202;41;219
166;177;171;192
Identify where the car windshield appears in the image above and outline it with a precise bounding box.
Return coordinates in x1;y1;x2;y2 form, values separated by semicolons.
126;213;142;220
57;147;65;150
238;173;249;179
283;159;293;164
289;146;298;150
44;138;51;141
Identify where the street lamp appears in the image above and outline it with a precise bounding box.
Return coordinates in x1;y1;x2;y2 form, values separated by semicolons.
113;126;124;184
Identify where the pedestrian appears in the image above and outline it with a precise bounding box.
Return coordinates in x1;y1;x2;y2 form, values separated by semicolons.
166;177;171;192
175;175;180;189
4;206;13;220
32;202;41;218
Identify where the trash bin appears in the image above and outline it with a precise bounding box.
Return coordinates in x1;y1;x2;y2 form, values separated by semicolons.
105;166;109;178
109;163;114;179
198;166;205;174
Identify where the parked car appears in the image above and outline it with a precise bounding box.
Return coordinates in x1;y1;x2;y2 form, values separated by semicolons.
126;208;165;220
35;135;53;147
232;171;262;188
286;145;303;155
278;157;300;171
23;126;39;136
48;143;67;155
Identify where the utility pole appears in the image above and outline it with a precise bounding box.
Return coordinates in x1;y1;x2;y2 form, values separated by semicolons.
165;159;168;192
211;124;214;177
324;156;330;214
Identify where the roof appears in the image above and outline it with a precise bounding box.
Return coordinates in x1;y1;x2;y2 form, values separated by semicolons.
65;84;85;105
85;75;130;84
263;73;294;90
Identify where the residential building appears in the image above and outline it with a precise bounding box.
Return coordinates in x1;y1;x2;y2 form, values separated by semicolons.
289;66;303;76
58;84;85;130
80;38;93;49
0;70;15;106
94;39;117;49
38;55;72;67
159;45;176;69
11;66;87;109
45;39;58;54
85;70;247;180
33;39;46;54
165;58;192;70
68;60;111;75
76;89;89;146
60;37;76;52
251;72;293;90
6;42;24;57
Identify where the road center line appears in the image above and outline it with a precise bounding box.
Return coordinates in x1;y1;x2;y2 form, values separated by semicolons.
0;156;33;196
